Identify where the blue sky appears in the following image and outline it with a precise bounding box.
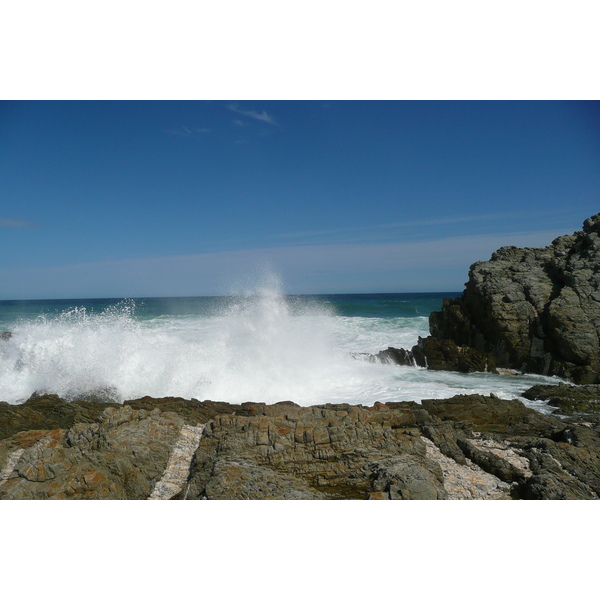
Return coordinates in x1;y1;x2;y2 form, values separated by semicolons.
1;100;599;299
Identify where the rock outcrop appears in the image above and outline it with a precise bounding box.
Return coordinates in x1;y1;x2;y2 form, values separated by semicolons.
522;383;600;416
0;393;114;441
0;403;186;499
402;214;600;383
184;401;448;500
1;393;598;500
362;340;494;372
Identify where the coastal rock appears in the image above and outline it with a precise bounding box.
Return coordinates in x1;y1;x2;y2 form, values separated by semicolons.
516;441;598;500
1;395;598;500
0;404;187;499
182;395;599;500
124;395;257;422
369;455;448;499
148;423;205;500
521;383;600;415
364;340;492;372
411;336;494;372
421;214;600;383
422;437;513;499
185;402;426;500
420;394;563;437
0;393;114;442
417;395;600;499
368;346;416;366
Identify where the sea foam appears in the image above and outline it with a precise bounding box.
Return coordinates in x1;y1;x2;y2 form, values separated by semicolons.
0;276;562;408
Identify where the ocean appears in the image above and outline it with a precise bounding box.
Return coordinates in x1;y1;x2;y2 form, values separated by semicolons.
0;277;562;411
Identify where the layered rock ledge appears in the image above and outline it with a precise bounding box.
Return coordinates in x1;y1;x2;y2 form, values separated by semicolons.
1;392;598;500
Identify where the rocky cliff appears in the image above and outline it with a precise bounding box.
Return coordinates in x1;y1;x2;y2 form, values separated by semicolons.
395;214;600;383
1;392;599;500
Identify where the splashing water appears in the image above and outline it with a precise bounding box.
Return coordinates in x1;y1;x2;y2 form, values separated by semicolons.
0;280;348;404
0;275;563;408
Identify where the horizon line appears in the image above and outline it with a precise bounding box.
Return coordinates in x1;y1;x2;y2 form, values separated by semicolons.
0;290;465;303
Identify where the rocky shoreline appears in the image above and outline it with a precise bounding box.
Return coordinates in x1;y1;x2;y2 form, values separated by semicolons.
2;214;599;500
1;386;599;500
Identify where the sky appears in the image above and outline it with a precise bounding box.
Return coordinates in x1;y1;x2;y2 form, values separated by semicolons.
1;100;599;299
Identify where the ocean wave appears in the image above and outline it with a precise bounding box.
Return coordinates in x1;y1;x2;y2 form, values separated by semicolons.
0;284;561;407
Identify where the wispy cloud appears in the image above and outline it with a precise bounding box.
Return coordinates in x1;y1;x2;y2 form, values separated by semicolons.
228;104;278;126
167;126;211;137
0;219;38;228
272;211;566;245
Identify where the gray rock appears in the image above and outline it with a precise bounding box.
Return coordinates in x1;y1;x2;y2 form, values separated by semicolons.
425;214;600;383
522;383;600;415
369;455;448;499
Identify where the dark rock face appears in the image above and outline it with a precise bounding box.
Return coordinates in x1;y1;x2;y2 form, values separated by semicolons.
0;394;114;441
420;394;562;437
1;394;599;500
369;346;416;366
424;214;600;383
364;340;492;373
412;336;495;372
522;383;600;415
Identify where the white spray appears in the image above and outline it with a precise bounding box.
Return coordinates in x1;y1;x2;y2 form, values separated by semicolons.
0;273;563;408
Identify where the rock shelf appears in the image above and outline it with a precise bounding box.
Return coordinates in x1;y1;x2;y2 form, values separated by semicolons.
0;393;598;499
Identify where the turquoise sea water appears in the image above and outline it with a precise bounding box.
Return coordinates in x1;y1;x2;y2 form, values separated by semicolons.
0;288;562;410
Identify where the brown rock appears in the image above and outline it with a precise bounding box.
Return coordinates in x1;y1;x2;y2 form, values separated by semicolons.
0;404;186;499
186;403;433;500
1;395;598;500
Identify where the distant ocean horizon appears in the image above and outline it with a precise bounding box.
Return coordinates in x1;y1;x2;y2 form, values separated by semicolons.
0;285;563;411
0;291;460;319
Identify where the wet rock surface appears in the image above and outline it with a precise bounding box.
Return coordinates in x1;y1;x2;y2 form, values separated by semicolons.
396;214;600;383
0;394;114;441
522;383;600;416
412;336;495;372
1;393;598;499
